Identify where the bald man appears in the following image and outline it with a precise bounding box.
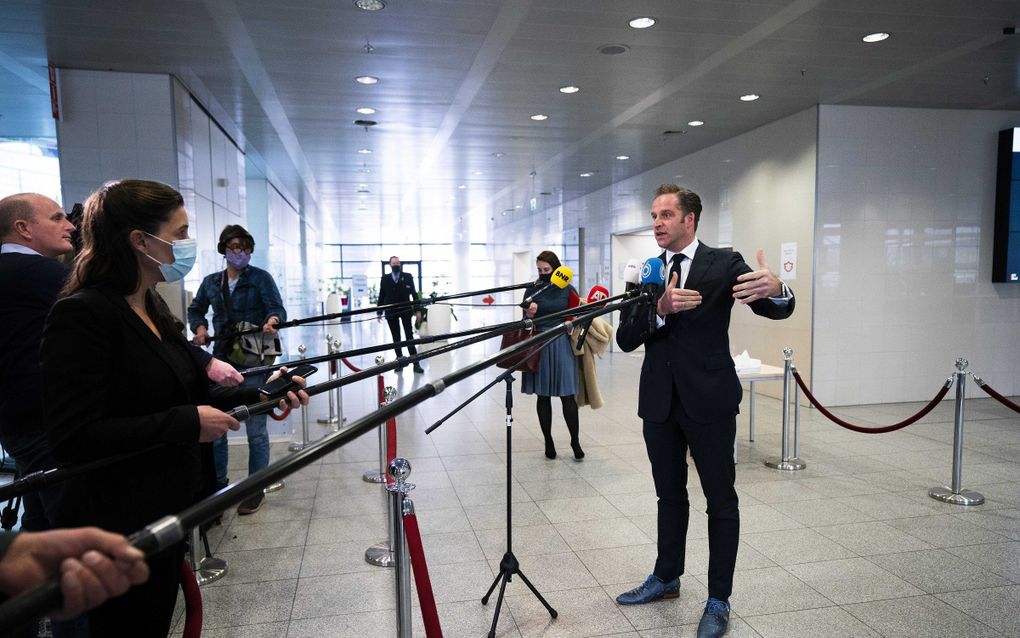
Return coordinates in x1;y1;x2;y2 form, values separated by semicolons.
0;193;76;533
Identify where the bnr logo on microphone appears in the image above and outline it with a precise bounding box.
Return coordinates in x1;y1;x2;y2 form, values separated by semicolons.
553;269;570;284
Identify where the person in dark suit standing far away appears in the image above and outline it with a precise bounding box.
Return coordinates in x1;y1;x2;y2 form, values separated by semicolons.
615;184;795;638
376;255;424;373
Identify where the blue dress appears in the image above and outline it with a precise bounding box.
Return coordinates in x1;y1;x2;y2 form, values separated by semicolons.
520;283;579;397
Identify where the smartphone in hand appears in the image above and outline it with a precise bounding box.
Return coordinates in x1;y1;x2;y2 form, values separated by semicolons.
258;363;317;397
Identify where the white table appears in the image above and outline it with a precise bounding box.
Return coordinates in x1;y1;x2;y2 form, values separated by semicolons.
735;364;800;460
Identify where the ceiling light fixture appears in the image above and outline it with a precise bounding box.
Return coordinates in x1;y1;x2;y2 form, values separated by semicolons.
688;120;704;126
356;107;376;115
628;17;656;29
862;32;890;43
355;75;379;85
530;114;548;121
353;0;385;10
579;172;594;177
597;43;630;55
472;170;484;176
491;151;506;158
559;85;580;94
739;94;760;102
615;155;630;160
458;184;466;190
357;148;372;154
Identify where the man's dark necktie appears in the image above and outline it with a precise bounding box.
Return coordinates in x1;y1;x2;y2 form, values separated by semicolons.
669;253;686;285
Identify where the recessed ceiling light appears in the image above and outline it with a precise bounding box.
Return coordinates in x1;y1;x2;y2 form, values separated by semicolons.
458;184;466;190
355;75;379;85
688;120;704;127
472;170;484;176
530;114;548;121
491;151;506;158
515;204;522;209
357;148;372;154
501;211;508;216
356;107;376;115
628;17;656;29
579;172;594;177
615;155;630;160
354;0;385;9
559;85;580;94
597;43;630;55
739;94;760;102
862;32;890;43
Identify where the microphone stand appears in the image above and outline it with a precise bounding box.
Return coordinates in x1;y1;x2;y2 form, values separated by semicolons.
241;289;641;377
210;280;537;342
424;346;561;637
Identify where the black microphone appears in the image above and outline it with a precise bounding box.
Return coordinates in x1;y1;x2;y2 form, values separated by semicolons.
519;265;573;308
639;257;666;333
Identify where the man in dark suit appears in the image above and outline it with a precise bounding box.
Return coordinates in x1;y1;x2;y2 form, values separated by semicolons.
615;184;794;638
0;193;75;533
376;255;424;373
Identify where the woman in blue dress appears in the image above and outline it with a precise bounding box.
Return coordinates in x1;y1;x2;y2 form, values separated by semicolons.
521;250;584;460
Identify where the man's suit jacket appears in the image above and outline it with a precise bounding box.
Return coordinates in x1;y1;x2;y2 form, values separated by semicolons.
40;285;258;533
377;272;419;318
616;243;794;424
0;252;67;436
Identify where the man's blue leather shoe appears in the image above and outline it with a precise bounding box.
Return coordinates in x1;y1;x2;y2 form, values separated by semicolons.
696;598;730;638
615;574;680;605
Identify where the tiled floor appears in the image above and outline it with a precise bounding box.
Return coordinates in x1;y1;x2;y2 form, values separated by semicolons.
171;319;1020;638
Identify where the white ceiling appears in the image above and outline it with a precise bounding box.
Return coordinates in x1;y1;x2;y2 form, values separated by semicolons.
1;0;1018;242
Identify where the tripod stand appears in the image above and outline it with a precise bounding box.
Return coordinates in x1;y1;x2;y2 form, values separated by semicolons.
425;360;558;637
480;371;557;637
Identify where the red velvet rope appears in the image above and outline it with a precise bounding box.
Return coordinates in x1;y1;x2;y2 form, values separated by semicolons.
329;359;337;375
343;357;363;373
792;370;951;434
385;418;397;486
180;559;202;638
402;513;444;638
269;406;291;421
377;374;385;404
976;380;1020;414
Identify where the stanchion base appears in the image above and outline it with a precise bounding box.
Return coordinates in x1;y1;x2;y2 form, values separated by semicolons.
288;441;309;452
193;557;228;585
362;470;386;483
364;542;395;567
928;486;985;506
317;417;340;424
764;457;806;471
265;481;285;493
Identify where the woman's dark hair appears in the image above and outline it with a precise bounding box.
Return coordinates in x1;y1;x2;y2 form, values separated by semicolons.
536;250;561;270
64;179;187;339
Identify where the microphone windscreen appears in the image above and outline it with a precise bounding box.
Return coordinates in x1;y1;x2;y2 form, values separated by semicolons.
623;259;641;285
551;265;573;289
640;258;666;286
586;285;609;303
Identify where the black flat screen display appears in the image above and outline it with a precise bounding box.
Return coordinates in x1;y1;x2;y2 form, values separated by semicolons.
993;128;1020;283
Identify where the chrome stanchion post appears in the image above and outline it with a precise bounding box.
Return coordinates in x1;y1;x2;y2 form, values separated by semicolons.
929;358;984;506
363;355;389;484
388;458;414;638
366;382;398;566
317;335;339;425
765;347;806;471
289;344;311;452
188;526;227;585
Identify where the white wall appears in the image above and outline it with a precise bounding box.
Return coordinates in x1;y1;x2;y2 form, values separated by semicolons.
814;105;1020;405
57;70;177;216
